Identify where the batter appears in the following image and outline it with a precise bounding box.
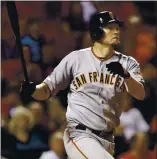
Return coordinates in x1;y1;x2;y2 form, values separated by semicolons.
20;11;145;159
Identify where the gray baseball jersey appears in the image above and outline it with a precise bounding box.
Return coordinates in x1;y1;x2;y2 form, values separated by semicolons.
44;47;144;131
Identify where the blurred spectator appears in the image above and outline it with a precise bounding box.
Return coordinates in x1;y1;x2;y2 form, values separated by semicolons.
2;59;23;84
2;107;49;159
47;98;66;133
61;2;96;50
29;102;45;124
122;24;156;64
142;63;157;82
81;31;93;48
148;115;157;151
27;63;43;83
39;131;65;159
20;45;43;83
118;93;149;141
28;101;49;128
45;1;62;19
8;107;34;141
114;93;150;157
134;2;156;25
133;63;157;124
80;1;97;24
27;102;51;149
142;63;157;103
62;2;88;32
133;31;156;66
1;39;14;60
1;126;16;158
150;115;157;133
2;85;22;122
1;76;9;97
149;52;157;68
6;89;21;109
42;42;55;66
117;132;155;159
41;42;57;77
21;18;46;65
23;45;31;64
142;63;157;97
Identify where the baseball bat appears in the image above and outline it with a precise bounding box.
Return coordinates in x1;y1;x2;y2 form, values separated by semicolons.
6;1;29;83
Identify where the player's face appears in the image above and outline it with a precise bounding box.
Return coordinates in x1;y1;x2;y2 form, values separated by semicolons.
102;23;120;46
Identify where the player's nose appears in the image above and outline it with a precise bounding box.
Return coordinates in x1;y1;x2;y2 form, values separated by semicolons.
114;27;120;34
114;29;120;37
114;26;120;34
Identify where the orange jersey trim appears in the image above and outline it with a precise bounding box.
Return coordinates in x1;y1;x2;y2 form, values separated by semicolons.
71;139;88;159
91;47;115;61
68;129;88;159
91;47;105;61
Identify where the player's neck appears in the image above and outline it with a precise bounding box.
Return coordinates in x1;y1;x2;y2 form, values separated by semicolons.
93;42;115;60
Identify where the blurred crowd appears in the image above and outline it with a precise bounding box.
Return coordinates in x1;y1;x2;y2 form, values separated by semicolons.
1;1;157;159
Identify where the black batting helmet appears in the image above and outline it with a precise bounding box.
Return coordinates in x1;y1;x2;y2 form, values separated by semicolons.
89;11;124;41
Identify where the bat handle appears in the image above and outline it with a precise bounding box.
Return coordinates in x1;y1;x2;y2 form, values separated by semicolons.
16;38;29;83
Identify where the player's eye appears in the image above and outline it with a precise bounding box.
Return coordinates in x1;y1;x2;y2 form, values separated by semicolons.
107;26;113;29
107;24;119;30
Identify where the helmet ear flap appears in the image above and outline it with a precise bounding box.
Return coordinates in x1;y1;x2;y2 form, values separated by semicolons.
97;27;105;41
90;26;104;41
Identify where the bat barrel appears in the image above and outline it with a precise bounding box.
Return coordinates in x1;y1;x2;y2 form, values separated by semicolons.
6;1;29;83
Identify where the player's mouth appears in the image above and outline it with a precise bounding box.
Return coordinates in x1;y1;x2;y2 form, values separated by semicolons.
112;37;119;39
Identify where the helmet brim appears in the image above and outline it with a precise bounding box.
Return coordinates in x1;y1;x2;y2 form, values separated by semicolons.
108;19;124;27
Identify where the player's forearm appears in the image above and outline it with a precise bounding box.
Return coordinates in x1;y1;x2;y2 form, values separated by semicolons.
32;82;51;100
125;77;145;100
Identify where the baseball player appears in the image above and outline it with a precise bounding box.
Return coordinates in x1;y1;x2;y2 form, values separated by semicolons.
20;11;145;159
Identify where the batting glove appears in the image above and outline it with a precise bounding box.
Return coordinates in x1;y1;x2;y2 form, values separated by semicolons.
20;80;36;98
106;62;130;79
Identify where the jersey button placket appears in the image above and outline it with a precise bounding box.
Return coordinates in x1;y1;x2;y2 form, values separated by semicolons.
98;88;105;106
99;62;105;106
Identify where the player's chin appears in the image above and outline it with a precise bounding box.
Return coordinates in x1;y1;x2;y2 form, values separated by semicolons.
112;38;120;44
112;41;120;47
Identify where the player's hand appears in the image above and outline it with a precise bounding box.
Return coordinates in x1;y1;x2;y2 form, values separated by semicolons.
106;62;130;78
20;80;36;98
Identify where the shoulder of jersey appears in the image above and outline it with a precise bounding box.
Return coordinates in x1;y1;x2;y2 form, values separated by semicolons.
115;51;137;62
70;47;91;55
115;51;128;59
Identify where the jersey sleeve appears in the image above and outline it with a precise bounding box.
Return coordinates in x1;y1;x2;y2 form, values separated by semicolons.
127;56;145;84
43;52;76;96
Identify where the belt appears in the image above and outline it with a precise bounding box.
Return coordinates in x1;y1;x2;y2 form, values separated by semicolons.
75;124;114;138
